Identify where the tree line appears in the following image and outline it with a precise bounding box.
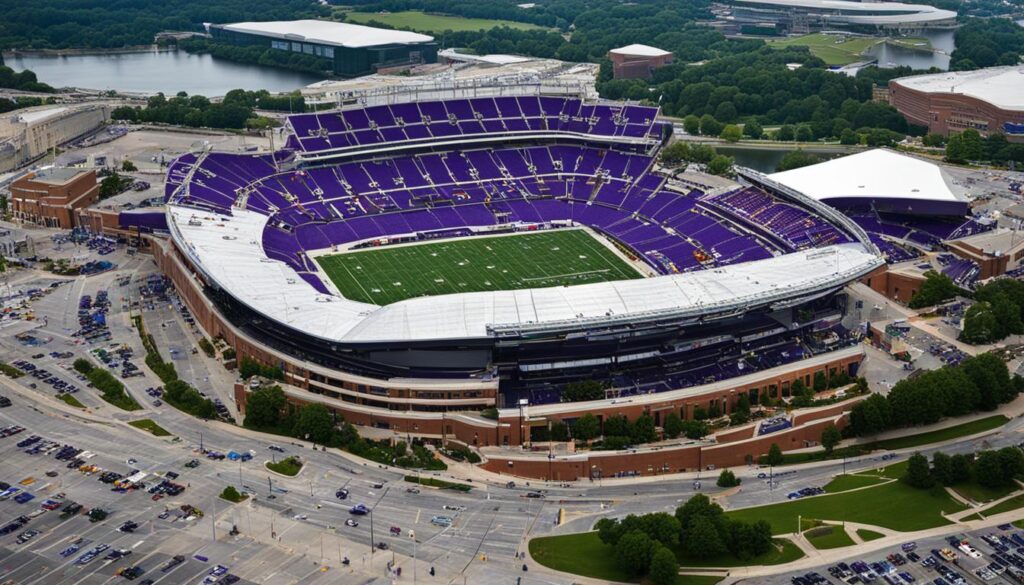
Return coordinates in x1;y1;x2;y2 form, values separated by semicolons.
950;18;1024;71
594;494;774;584
0;0;329;50
111;89;289;130
243;384;445;470
961;279;1024;344
903;447;1024;492
848;353;1020;436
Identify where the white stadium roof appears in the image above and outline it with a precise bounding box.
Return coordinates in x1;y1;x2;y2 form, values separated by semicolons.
609;44;671;57
768;149;962;204
216;20;434;49
892;66;1024;111
168;205;881;344
732;0;956;25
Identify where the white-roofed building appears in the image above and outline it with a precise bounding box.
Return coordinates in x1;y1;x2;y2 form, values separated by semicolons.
889;66;1024;141
608;44;673;80
767;149;969;216
206;20;437;78
721;0;957;33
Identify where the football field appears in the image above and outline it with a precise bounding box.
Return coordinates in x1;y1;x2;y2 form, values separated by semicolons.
315;229;643;305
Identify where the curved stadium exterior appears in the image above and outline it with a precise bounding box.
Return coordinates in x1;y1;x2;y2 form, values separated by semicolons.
160;95;885;458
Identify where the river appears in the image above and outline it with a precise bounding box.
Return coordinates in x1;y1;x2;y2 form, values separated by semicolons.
714;145;851;173
4;49;322;96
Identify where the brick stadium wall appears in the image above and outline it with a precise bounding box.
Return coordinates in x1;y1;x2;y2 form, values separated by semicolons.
480;405;854;481
861;266;924;305
889;80;1024;143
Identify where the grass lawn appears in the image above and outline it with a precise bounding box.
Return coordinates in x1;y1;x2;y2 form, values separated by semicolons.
871;415;1008;451
961;493;1024;520
266;456;303;476
529;532;802;581
726;477;965;535
316;229;641;305
56;393;85;409
675;538;803;568
953;481;1017;504
342;10;548;33
529;532;636;583
1015;520;1024;529
857;529;886;541
127;418;172;437
805;525;856;550
823;474;889;493
767;33;881;65
678;577;724;585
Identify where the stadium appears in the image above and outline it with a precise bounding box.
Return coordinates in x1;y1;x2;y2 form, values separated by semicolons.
159;94;902;453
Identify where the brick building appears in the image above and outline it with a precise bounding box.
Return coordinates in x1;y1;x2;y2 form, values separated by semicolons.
608;44;673;80
889;66;1024;142
9;167;99;229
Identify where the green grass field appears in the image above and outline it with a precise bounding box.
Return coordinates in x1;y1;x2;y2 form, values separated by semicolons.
962;494;1024;521
823;474;889;493
726;478;966;534
857;529;885;541
317;229;641;305
128;418;172;437
528;532;802;581
342;10;547;33
871;415;1008;451
56;393;85;409
767;33;931;65
805;525;855;550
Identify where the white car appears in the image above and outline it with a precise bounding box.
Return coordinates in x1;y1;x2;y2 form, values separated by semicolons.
293;514;307;521
344;519;358;527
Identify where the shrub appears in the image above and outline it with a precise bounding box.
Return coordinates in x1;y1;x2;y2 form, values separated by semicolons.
220;486;246;503
198;337;215;357
266;456;303;476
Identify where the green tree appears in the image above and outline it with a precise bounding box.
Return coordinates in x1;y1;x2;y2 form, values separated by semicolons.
775;149;821;172
974;450;1005;489
631;413;658;444
603;414;631;438
660;141;691;165
716;469;740;487
743;120;763;139
550;421;570;442
795;125;814;142
909;271;959;309
683;114;700;135
950;453;973;484
699;114;723;136
243;385;286;429
903;452;934;489
121;160;137;172
294;403;334;445
839;128;859;145
813;371;828;392
777;125;795;141
682;419;709;439
563;380;604;402
820;424;841;454
573;413;600;442
720;124;742;143
648;544;679;585
684;515;726;558
765;443;784;467
663;412;684;439
616;530;655;575
706;154;734;177
931;452;953;486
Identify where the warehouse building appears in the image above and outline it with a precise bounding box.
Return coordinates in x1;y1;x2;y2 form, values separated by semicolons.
206;20;438;78
9;167;99;229
889;66;1024;142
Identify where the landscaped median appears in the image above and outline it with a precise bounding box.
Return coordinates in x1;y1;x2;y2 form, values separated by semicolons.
127;418;172;437
403;475;472;492
73;358;141;411
266;456;303;477
56;393;86;409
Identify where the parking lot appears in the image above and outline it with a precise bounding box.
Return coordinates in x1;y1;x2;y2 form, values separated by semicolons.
755;524;1024;585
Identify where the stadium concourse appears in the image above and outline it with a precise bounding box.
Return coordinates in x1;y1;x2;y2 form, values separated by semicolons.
154;94;981;476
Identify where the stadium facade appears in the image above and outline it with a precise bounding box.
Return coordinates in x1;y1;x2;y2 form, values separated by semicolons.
717;0;957;34
155;91;902;461
889;66;1024;142
206;20;438;78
